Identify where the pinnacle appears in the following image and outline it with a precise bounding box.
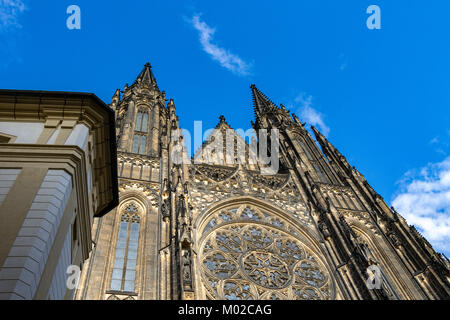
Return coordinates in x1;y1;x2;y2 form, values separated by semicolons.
214;115;231;129
135;62;158;89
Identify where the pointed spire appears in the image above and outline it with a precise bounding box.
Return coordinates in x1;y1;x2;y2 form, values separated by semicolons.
110;89;121;111
312;125;352;174
167;98;175;115
112;88;120;100
312;126;335;154
313;126;342;154
250;84;278;117
311;126;326;144
134;62;158;89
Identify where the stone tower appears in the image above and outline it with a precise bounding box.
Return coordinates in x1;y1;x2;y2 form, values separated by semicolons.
75;64;450;300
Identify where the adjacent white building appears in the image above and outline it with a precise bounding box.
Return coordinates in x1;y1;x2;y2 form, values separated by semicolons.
0;90;119;300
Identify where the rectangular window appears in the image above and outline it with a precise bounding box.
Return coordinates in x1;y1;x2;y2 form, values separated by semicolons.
141;113;148;133
135;112;143;131
139;136;146;155
132;135;140;153
132;111;149;154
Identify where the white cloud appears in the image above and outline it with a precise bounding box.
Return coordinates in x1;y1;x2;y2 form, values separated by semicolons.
429;131;450;156
294;93;330;137
189;15;252;76
0;0;26;31
392;157;450;256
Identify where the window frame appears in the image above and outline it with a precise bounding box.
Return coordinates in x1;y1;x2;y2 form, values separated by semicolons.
131;109;149;155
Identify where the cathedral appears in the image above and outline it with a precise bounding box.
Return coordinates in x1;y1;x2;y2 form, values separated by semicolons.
75;63;450;300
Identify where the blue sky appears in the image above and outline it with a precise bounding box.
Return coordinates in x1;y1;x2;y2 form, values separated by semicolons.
0;0;449;255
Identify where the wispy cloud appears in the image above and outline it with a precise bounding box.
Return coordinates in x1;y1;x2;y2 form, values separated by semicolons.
392;157;450;256
293;93;330;137
189;14;252;76
0;0;26;32
0;0;27;69
429;131;450;156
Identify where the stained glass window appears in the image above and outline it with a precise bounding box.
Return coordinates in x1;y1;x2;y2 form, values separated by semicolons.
199;204;332;300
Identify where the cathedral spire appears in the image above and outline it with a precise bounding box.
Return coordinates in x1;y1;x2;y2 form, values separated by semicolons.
250;84;278;117
134;62;159;90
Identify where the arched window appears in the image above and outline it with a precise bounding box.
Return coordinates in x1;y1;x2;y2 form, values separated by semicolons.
132;110;149;155
353;230;399;300
297;140;313;161
110;204;140;293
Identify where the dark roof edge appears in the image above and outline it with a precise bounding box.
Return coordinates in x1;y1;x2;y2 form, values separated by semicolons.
0;89;110;108
95;102;119;217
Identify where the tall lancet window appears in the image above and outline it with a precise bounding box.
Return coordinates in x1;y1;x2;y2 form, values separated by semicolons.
132;110;149;155
110;204;140;293
298;140;313;161
354;232;399;300
298;139;328;183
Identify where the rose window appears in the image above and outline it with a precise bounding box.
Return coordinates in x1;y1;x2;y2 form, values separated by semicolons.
242;251;290;289
199;204;333;300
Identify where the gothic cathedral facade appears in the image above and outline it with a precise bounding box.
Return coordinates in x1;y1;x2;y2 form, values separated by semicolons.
75;63;450;300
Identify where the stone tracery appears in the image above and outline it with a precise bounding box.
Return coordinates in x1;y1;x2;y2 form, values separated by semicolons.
198;204;332;300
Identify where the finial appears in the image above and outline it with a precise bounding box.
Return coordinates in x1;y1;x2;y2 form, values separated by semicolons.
219;115;226;123
145;62;152;68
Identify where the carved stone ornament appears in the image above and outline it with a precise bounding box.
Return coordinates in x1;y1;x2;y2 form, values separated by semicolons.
199;205;332;300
